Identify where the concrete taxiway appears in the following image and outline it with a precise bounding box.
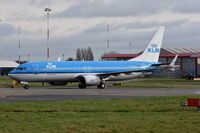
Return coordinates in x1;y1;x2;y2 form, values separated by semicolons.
0;87;200;102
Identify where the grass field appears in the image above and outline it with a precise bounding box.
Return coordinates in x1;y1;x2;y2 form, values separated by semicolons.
120;78;200;88
0;96;200;133
1;77;200;132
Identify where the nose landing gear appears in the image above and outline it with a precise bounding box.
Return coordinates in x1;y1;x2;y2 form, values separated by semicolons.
20;81;29;89
23;84;29;89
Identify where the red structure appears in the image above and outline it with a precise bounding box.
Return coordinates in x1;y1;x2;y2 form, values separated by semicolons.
187;98;200;107
187;98;200;112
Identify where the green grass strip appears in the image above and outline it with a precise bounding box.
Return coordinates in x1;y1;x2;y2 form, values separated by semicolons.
0;95;200;133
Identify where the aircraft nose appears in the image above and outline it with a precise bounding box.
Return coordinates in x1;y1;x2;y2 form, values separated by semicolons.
8;69;15;74
8;73;17;80
8;71;19;81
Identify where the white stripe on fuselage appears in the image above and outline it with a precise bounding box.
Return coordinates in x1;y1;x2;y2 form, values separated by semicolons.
8;73;93;82
9;72;143;82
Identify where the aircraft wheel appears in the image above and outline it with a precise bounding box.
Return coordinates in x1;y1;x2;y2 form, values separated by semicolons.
79;83;87;89
24;84;29;89
97;83;105;89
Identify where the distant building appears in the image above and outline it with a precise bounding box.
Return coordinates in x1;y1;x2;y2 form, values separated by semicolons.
0;61;19;76
101;48;200;77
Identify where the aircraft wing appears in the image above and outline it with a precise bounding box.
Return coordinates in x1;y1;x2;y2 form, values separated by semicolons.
151;63;169;66
96;54;179;79
97;68;159;78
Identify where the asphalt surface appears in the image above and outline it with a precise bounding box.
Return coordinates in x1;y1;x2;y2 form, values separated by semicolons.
0;87;200;102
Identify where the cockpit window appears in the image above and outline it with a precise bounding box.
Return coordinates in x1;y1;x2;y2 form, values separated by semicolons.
16;67;27;70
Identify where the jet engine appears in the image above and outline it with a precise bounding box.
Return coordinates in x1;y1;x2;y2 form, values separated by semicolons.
79;75;101;87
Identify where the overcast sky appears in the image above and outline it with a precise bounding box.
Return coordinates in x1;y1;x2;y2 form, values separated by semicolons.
0;0;200;61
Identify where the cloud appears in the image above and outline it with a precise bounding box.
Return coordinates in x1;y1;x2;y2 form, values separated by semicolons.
83;23;108;33
0;23;17;36
55;0;170;18
164;21;200;41
2;19;200;61
113;19;189;31
51;19;200;56
171;0;200;14
2;17;198;61
55;0;200;18
1;0;200;61
29;0;54;6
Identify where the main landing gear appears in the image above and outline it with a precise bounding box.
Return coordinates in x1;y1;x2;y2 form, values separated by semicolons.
78;83;106;89
97;83;106;89
79;83;87;89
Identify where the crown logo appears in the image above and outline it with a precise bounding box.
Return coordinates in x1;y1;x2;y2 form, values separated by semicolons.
151;43;158;48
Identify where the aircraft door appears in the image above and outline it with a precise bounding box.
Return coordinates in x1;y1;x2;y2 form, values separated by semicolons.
32;64;39;74
83;67;92;73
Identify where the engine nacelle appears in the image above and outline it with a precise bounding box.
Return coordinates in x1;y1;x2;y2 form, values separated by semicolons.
49;81;68;86
79;75;101;86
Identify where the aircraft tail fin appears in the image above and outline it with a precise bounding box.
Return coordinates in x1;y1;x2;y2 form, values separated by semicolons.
128;26;165;62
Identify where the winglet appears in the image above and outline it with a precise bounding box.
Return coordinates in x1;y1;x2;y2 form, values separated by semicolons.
128;26;165;62
57;57;61;61
169;54;178;71
169;54;178;67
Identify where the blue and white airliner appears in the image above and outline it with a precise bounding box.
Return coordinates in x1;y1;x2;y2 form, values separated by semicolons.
9;26;165;89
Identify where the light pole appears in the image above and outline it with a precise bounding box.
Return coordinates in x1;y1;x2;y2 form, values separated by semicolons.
44;7;52;61
107;24;110;54
28;53;30;62
18;26;21;64
62;54;65;61
0;19;2;61
0;19;1;76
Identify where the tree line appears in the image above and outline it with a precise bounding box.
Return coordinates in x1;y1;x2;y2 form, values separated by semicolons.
76;47;94;61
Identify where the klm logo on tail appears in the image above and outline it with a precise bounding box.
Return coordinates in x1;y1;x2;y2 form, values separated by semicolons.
148;43;160;53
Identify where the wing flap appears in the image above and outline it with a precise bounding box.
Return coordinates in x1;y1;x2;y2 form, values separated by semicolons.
97;68;158;78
